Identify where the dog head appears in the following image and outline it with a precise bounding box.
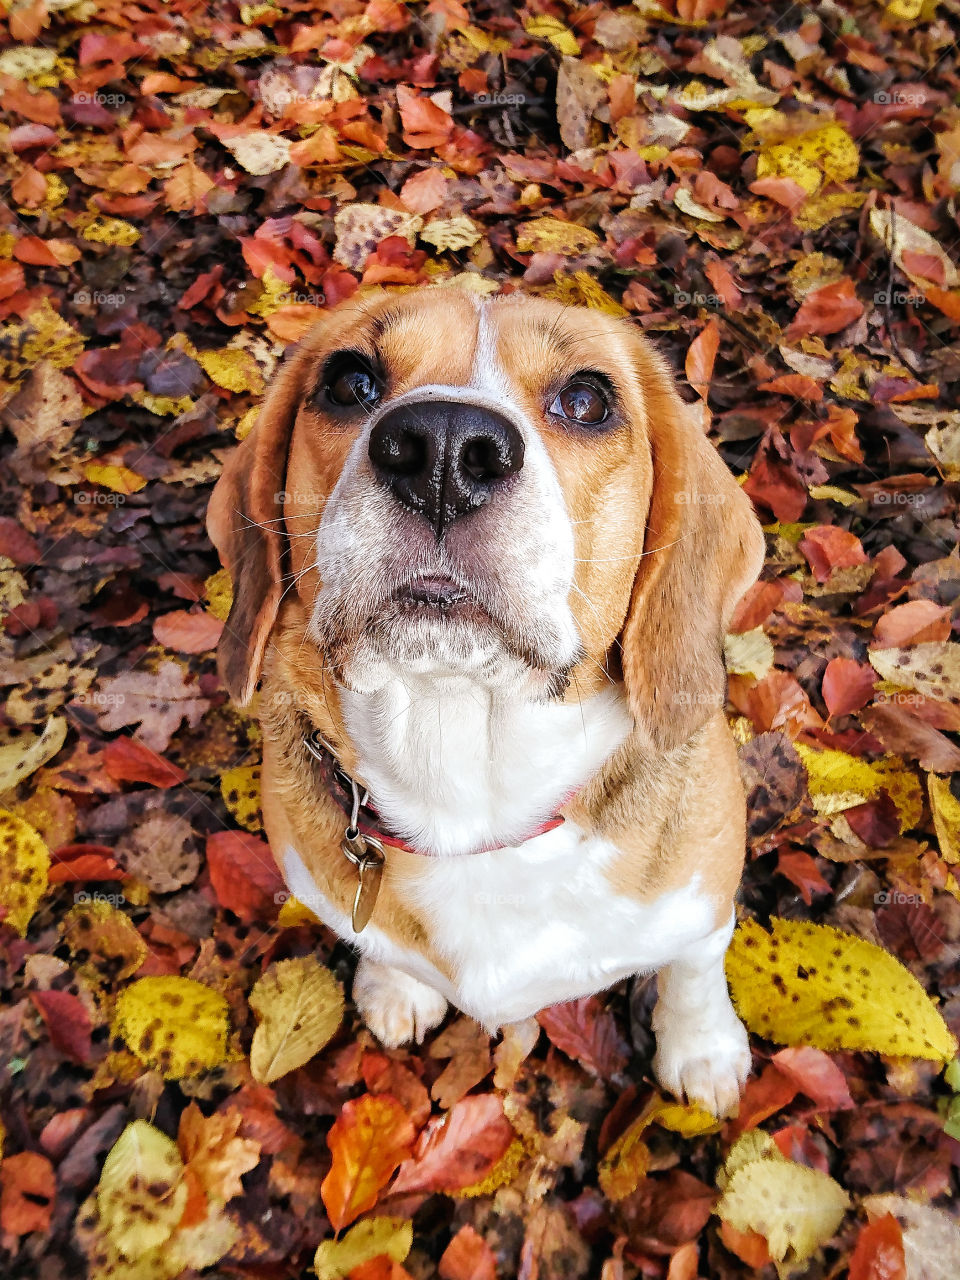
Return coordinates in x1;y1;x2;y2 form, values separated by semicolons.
207;290;764;748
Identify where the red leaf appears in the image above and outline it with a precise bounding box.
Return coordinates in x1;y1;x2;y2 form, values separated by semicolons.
873;599;951;647
822;657;876;717
49;844;126;883
849;1213;906;1280
205;831;285;922
685;318;720;400
321;1094;416;1230
391;1093;514;1196
730;1063;798;1135
440;1224;497;1280
152;609;223;655
776;849;831;904
103;738;187;788
537;996;628;1080
0;1152;55;1235
786;277;864;338
799;525;867;583
30;989;93;1063
742;428;808;522
770;1047;853;1110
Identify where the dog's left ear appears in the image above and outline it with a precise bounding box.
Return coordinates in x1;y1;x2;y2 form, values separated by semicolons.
620;344;765;750
206;343;312;706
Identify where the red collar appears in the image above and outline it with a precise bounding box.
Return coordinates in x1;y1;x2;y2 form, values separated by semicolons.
304;728;567;858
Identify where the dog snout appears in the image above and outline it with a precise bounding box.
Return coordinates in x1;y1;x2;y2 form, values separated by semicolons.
368;400;524;539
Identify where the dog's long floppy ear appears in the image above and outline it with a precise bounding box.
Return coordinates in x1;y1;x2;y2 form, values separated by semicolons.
621;347;765;750
206;345;312;706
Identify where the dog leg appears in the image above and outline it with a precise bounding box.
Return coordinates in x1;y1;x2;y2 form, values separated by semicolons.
651;915;751;1118
353;956;448;1048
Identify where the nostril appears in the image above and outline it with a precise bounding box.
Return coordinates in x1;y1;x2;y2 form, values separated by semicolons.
461;438;495;482
371;426;426;477
460;432;520;482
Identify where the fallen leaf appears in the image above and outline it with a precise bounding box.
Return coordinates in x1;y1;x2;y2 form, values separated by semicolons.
726;917;957;1061
114;976;231;1079
249;955;344;1083
321;1094;416;1230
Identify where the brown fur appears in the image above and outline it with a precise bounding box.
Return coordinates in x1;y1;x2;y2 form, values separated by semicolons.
207;292;764;947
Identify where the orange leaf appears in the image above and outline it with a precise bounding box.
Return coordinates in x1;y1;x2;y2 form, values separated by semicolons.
391;1094;514;1196
786;277;863;338
177;1102;261;1202
320;1094;415;1230
397;86;453;150
685;318;720;400
0;1152;55;1236
848;1213;906;1280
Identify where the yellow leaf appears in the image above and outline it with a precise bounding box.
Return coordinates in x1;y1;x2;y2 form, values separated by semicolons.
886;0;924;19
197;347;265;394
599;1096;719;1200
62;898;147;985
0;808;49;936
0;46;58;79
795;743;921;830
524;16;580;55
222;133;291;175
314;1217;413;1280
203;567;233;621
515;217;600;256
542;270;626;315
716;1148;849;1265
0;715;66;793
97;1121;187;1261
724;629;774;678
755;122;859;196
674;187;726;222
420;216;481;252
870;642;960;705
114;976;231;1078
81;216;141;246
220;764;262;832
249;955;344;1083
716;1131;783;1190
277;893;321;927
81;462;148;495
726;917;958;1062
928;775;960;864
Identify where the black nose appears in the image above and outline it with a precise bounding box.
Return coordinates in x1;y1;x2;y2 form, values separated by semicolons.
368;400;524;538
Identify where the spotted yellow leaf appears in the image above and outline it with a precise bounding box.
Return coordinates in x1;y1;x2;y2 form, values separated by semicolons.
929;774;960;864
542;270;626;315
220;764;262;832
0;716;66;793
314;1217;413;1280
203;567;233;622
755;122;859;195
869;642;960;705
62;899;147;986
277;893;321;927
114;976;230;1078
420;216;481;252
249;955;344;1083
81;216;140;246
727;917;958;1062
795;743;921;830
523;15;580;55
716;1135;849;1265
0;808;49;936
515;217;600;256
197;347;265;395
97;1121;187;1261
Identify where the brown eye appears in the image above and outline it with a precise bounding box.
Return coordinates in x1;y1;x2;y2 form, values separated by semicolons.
549;381;609;426
324;355;382;410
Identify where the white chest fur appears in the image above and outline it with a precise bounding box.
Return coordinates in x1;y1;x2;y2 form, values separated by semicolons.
281;677;721;1030
283;825;718;1029
338;677;634;856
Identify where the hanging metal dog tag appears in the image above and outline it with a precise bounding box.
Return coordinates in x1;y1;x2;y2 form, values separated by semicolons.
341;829;385;933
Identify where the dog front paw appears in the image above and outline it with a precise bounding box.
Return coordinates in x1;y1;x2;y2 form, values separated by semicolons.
652;1013;750;1118
353;958;448;1047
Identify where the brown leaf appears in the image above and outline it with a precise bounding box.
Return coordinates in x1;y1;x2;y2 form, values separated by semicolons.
537;996;629;1081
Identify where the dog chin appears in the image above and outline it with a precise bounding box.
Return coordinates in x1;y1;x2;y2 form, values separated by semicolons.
325;609;569;699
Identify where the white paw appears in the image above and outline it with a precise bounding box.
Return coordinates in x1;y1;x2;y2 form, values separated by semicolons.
352;958;448;1048
652;1012;751;1118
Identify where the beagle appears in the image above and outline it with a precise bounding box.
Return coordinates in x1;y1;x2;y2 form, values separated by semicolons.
207;290;765;1116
